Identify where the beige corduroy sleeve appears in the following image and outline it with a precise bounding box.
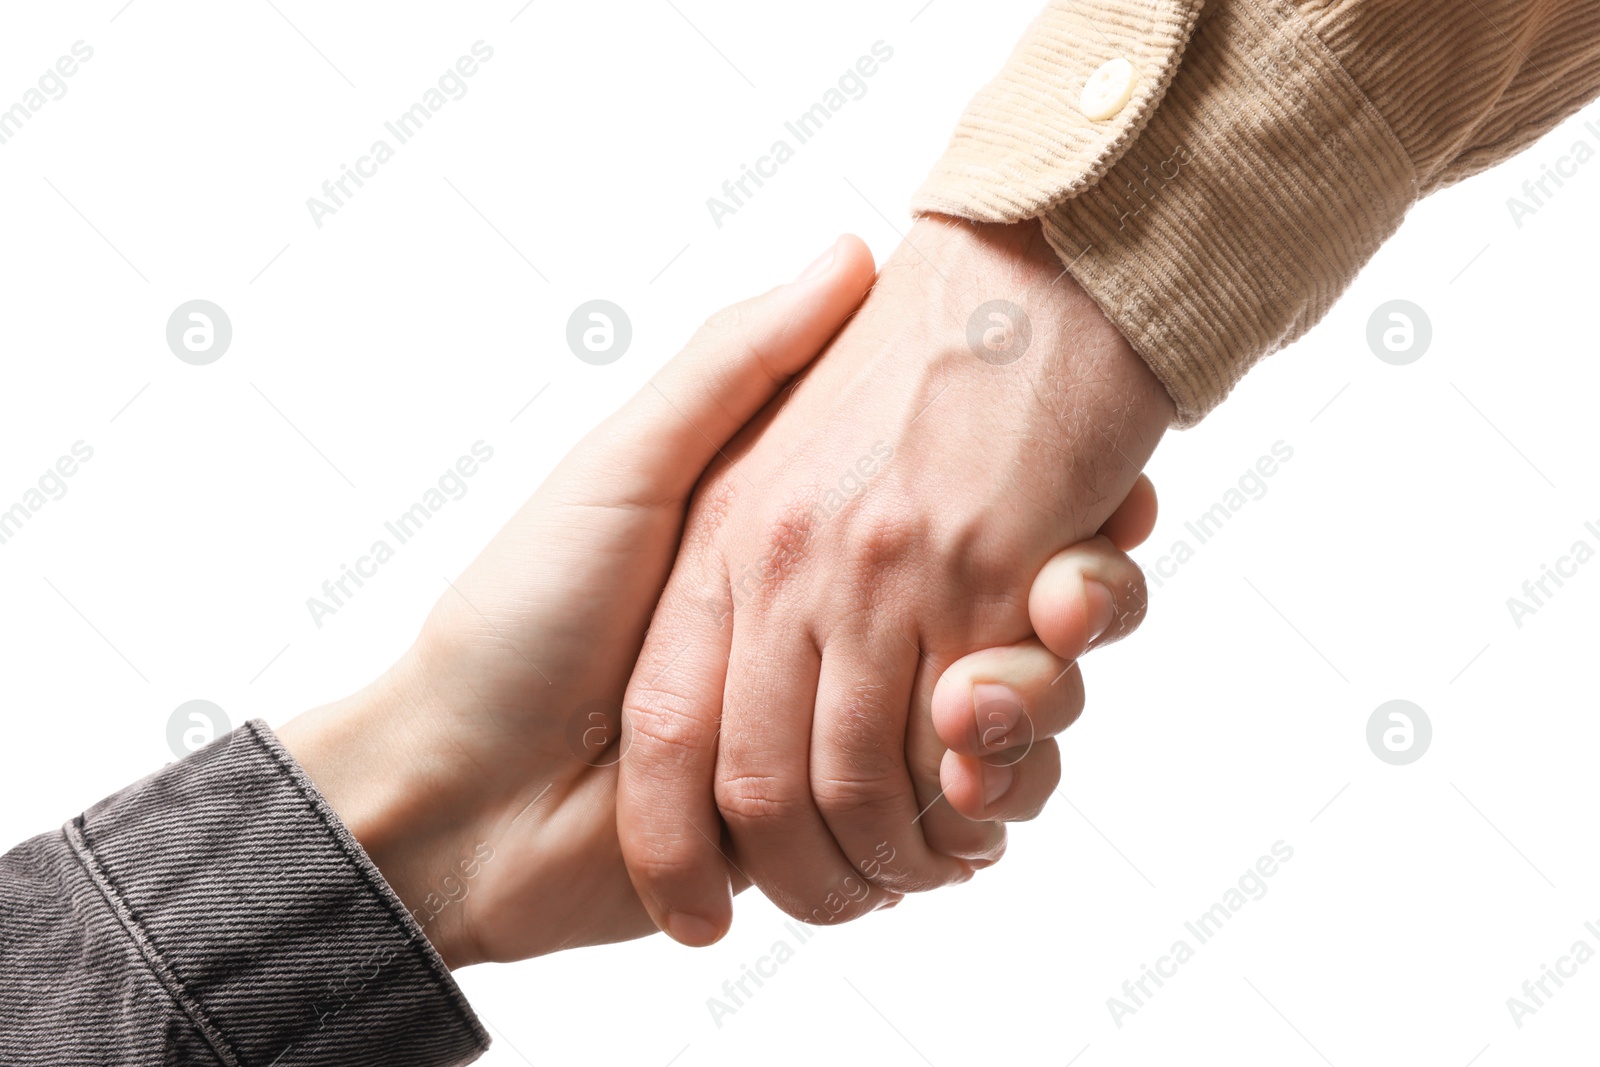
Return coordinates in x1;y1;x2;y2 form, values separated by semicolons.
912;0;1600;424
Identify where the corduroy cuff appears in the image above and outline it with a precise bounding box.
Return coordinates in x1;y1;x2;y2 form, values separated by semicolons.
913;0;1418;424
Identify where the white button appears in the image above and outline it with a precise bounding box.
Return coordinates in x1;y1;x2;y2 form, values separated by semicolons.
1080;57;1137;121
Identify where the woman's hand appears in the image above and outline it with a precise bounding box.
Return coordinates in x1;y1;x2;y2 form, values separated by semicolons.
279;235;882;966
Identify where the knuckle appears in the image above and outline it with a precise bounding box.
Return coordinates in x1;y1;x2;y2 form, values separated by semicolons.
944;521;1023;602
827;679;902;760
726;496;819;609
697;297;752;337
965;552;1023;604
845;506;918;572
811;683;906;818
624;837;708;890
758;498;819;584
623;689;709;761
810;767;904;824
714;771;805;828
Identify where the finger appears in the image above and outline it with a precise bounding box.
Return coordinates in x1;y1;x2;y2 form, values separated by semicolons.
618;568;738;947
903;640;1008;865
1096;473;1158;552
809;628;973;897
927;533;1151;823
929;638;1081;823
714;625;902;925
939;739;1062;822
612;237;875;948
929;641;1085;760
554;235;876;504
1028;535;1150;661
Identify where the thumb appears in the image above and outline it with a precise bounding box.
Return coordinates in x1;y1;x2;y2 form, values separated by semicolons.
552;235;875;505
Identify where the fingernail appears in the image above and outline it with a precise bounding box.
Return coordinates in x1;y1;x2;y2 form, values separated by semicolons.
664;912;721;947
1086;579;1116;646
982;762;1014;807
793;240;838;283
973;682;1025;755
873;894;904;913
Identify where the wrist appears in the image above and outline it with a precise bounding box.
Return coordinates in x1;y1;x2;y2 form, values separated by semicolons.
277;657;488;967
916;213;1174;429
872;215;1172;532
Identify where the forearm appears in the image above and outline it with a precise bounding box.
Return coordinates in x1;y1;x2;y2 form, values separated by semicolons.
276;657;520;971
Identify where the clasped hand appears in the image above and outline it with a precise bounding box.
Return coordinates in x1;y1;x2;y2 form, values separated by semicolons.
281;222;1169;967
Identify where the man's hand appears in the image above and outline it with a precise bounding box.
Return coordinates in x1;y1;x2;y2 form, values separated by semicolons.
618;216;1175;945
278;238;884;967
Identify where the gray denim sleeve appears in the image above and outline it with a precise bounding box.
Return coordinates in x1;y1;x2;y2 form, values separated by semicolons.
0;719;490;1066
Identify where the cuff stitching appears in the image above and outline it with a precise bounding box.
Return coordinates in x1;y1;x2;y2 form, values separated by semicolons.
64;819;240;1067
246;720;487;1049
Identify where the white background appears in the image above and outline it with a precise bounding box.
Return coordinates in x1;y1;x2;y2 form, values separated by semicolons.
2;2;1597;1064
